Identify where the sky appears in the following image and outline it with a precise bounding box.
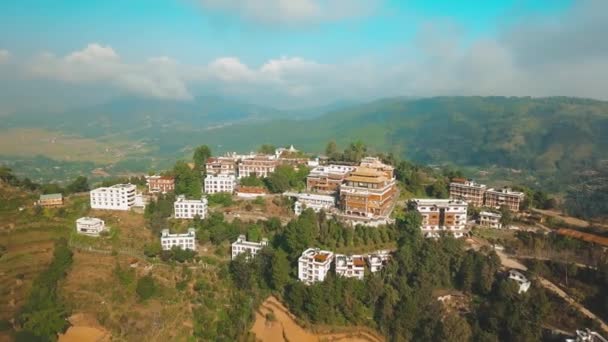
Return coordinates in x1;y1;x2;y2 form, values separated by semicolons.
0;0;607;112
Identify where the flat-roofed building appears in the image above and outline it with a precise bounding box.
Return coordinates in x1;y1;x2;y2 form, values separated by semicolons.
174;195;208;219
306;164;356;193
298;248;334;285
161;228;196;251
205;157;237;175
238;156;278;178
38;193;63;208
204;173;236;194
508;270;531;294
335;254;365;280
359;157;395;179
339;167;397;218
76;217;106;236
479;211;502;229
231;235;269;260
90;184;136;211
367;250;391;273
449;179;487;207
485;188;525;212
146;175;175;193
412;199;468;238
284;192;336;215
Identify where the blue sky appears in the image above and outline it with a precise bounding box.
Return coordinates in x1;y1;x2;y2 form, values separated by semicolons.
1;0;607;110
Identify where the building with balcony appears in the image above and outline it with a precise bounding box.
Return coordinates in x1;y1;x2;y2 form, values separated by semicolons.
76;217;106;236
485;188;525;212
231;235;269;260
37;193;63;208
339;167;397;218
284;192;336;215
335;254;365;280
238;156;278;178
173;195;208;219
146;175;175;193
298;248;334;285
412;199;468;238
367;250;391;273
161;228;196;251
479;211;502;229
306;164;356;193
204;173;236;194
90;184;136;211
359;156;395;179
449;179;487;207
205;157;237;176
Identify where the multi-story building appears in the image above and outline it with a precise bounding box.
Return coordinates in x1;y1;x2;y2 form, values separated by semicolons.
306;164;356;193
204;174;236;194
231;235;269;260
484;188;525;212
367;250;391;273
335;254;365;280
359;157;395;179
508;270;531;294
146;175;175;193
284;192;336;215
449;179;487;207
76;217;106;236
298;248;334;285
479;211;502;229
90;184;136;211
339;167;397;218
205;157;237;175
173;195;208;219
238;156;278;178
412;199;468;238
38;193;63;208
160;228;197;251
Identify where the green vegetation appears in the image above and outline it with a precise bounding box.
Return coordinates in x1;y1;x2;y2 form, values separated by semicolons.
18;239;73;341
136;276;156;301
264;165;309;193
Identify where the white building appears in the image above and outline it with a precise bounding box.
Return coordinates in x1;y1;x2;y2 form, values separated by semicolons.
508;270;531;294
412;199;468;238
76;217;106;236
306;164;356;193
284;192;336;215
174;195;208;219
479;211;502;229
335;254;365;280
275;145;298;159
367;250;391;273
204;174;236;194
90;184;136;211
161;228;197;251
567;329;608;342
231;235;269;260
298;248;334;285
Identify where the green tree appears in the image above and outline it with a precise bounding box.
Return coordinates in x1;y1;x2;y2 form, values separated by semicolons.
325;141;339;159
499;205;513;227
173;160;202;198
343;141;367;163
136;276;156;301
258;144;276;155
66;176;89;193
193;145;212;169
271;249;290;291
440;313;472;342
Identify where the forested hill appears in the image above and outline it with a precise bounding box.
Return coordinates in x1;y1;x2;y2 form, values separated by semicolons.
200;96;608;173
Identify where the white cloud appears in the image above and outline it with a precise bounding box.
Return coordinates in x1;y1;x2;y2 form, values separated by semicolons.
198;0;376;25
0;49;10;63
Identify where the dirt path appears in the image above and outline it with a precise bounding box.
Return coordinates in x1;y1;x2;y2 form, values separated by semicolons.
58;313;111;342
533;209;608;229
251;296;384;342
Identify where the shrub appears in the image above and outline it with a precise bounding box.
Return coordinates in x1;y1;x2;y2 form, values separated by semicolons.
136;276;156;301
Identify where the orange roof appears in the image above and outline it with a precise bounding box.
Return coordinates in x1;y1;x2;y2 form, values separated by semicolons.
353;258;366;267
557;228;608;247
452;178;467;183
314;254;329;262
237;186;268;194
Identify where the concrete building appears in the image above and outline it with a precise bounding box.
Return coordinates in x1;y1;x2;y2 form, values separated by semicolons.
298;248;334;285
412;199;468;238
367;250;391;273
205;157;237;175
204;173;236;194
76;217;106;236
567;329;608;342
449;179;487;207
231;235;269;260
339;167;397;218
508;270;531;294
359;156;395;179
146;175;175;193
90;184;136;211
306;164;356;193
238;156;278;178
335;254;365;280
37;193;63;208
161;228;196;251
479;211;502;229
235;186;268;199
284;192;336;215
485;188;525;212
173;195;208;219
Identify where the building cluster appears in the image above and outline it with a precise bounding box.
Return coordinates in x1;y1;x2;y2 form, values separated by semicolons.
160;228;196;251
412;199;469;238
75;217;106;236
297;248;391;285
449;178;525;212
